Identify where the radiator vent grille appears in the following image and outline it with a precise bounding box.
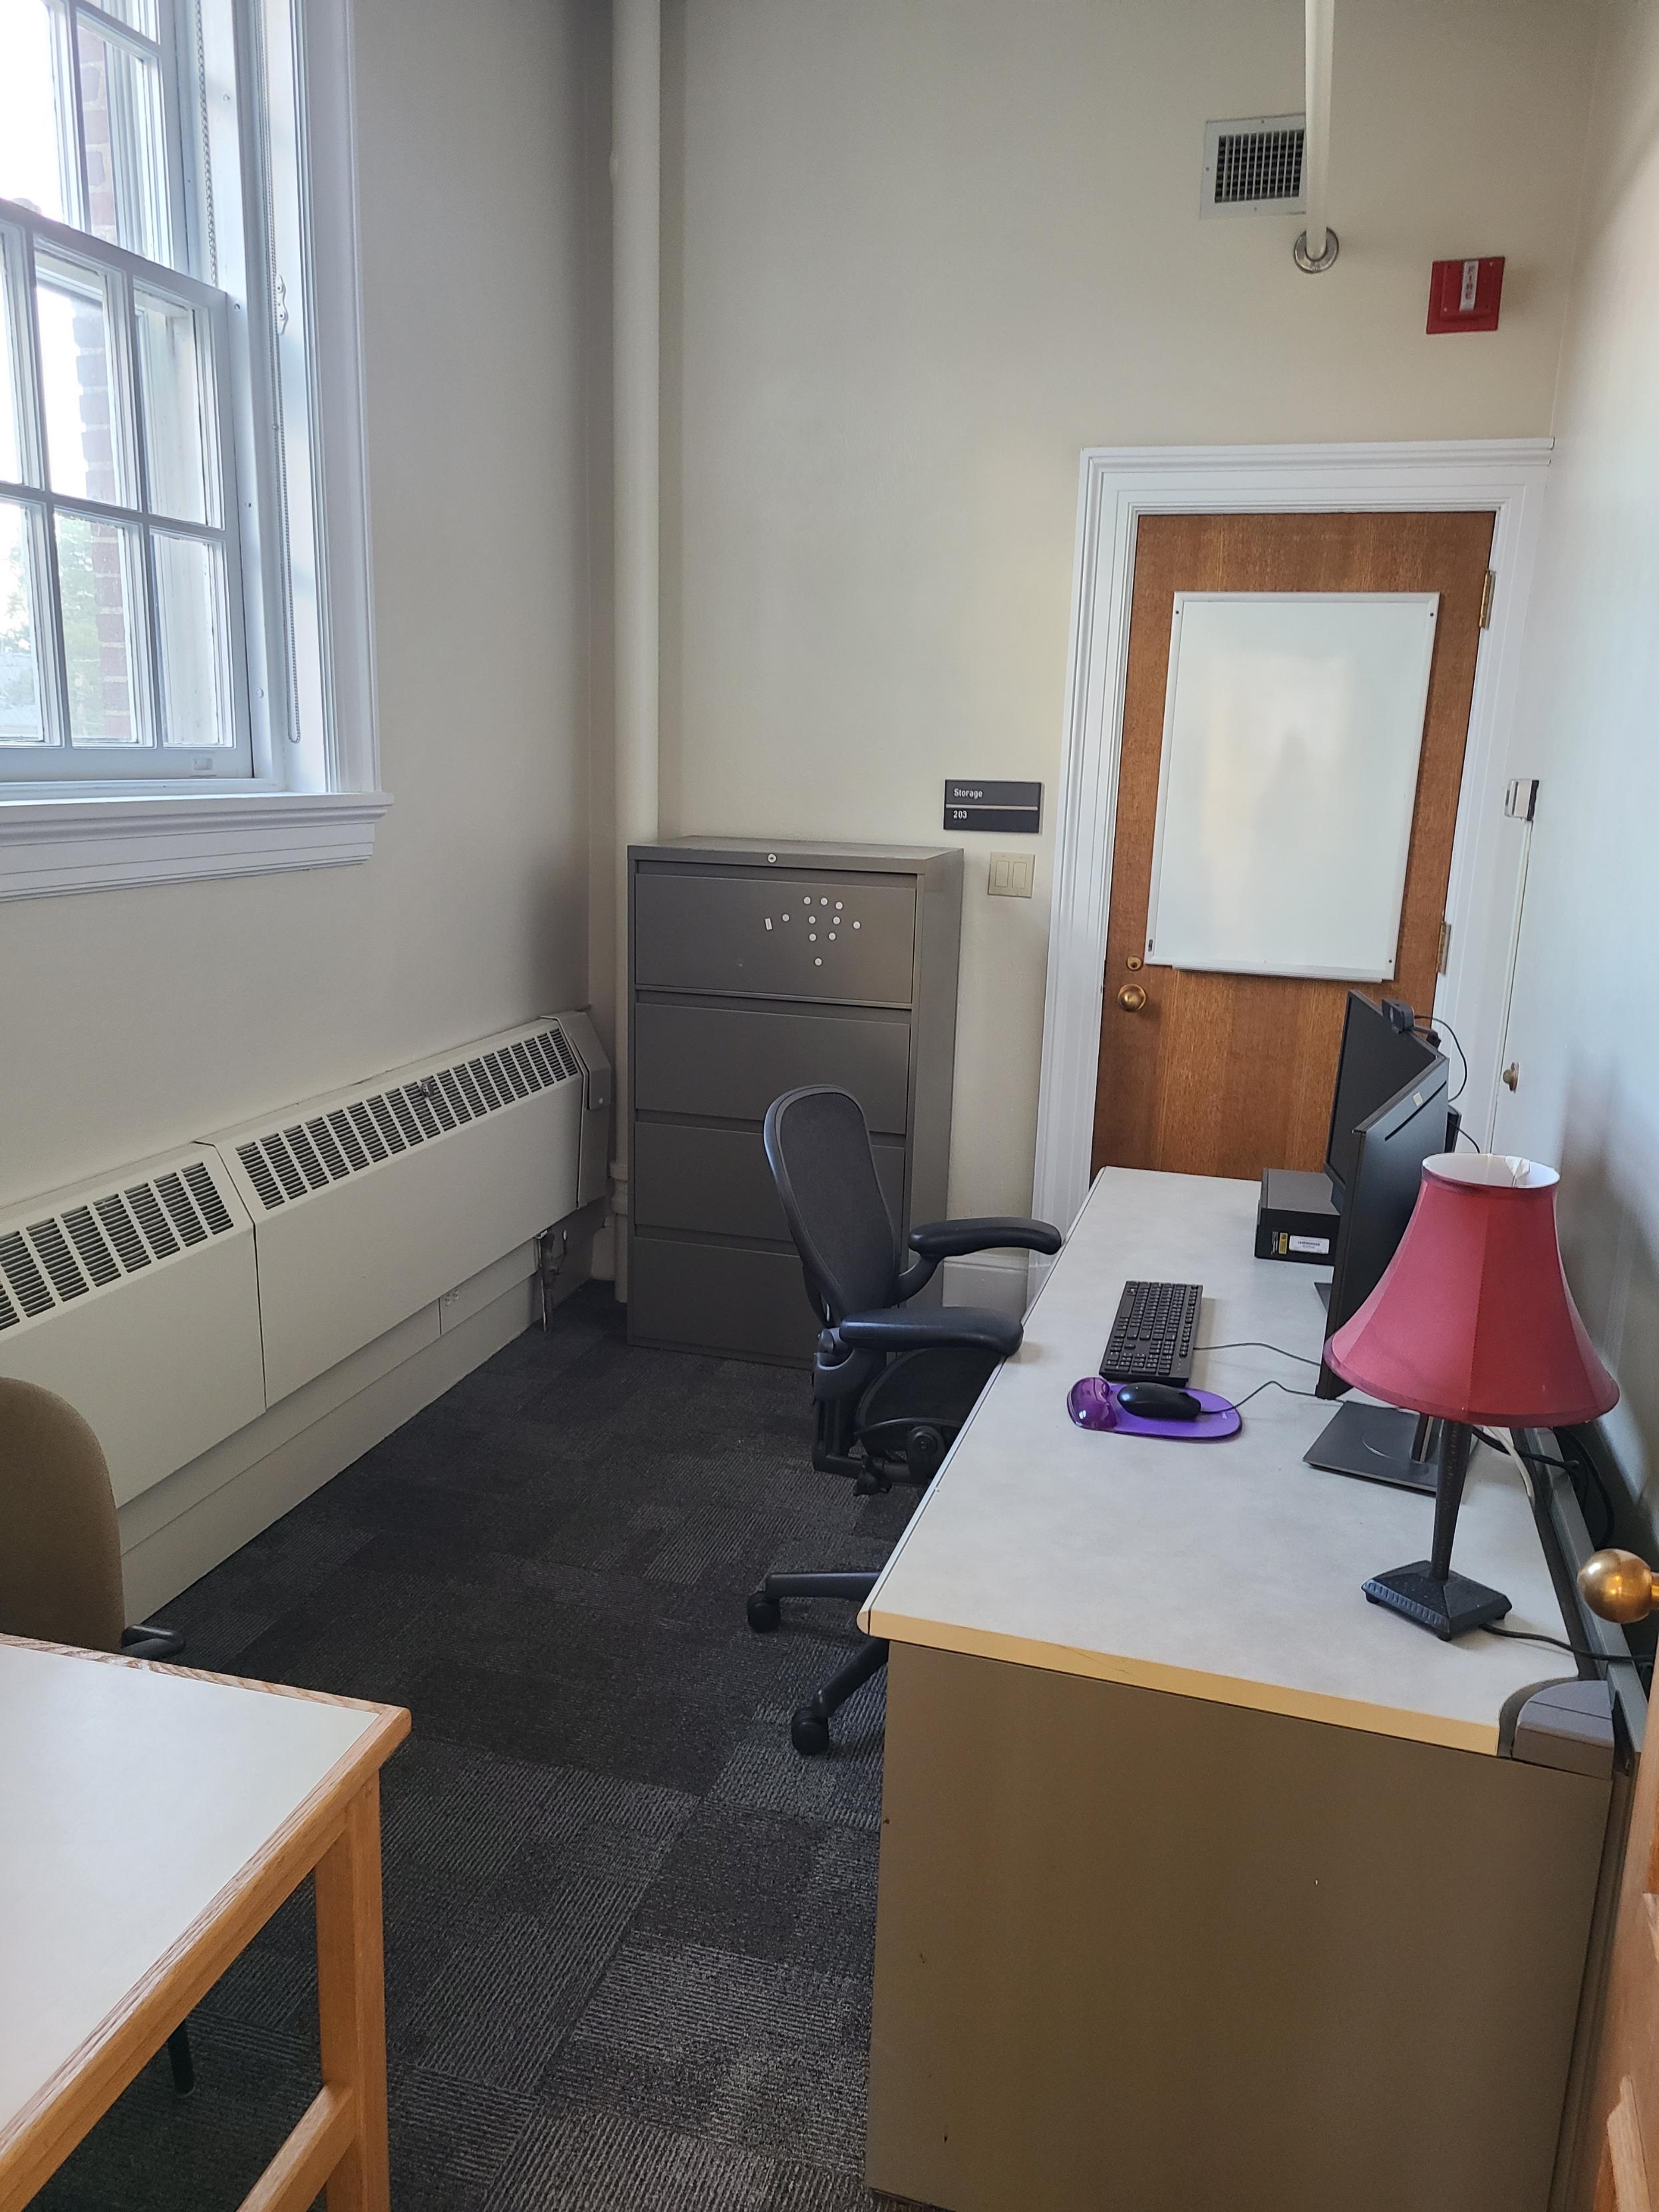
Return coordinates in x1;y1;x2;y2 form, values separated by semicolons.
231;1024;583;1215
0;1231;55;1319
0;1156;240;1334
1201;114;1306;217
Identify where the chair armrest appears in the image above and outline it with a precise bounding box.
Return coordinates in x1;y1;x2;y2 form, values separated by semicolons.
908;1216;1063;1261
838;1304;1023;1358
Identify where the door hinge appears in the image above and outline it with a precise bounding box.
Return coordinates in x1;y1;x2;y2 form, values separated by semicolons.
1437;919;1453;975
1505;776;1539;822
1479;570;1497;629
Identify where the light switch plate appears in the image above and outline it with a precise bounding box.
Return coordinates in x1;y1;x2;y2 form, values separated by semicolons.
988;852;1035;899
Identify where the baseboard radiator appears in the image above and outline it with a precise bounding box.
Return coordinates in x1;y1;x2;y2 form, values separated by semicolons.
0;1013;609;1508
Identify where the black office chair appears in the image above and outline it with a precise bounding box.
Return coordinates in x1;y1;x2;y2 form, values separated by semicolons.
746;1086;1062;1754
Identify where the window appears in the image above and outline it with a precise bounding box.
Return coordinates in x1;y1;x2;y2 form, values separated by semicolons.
0;0;383;891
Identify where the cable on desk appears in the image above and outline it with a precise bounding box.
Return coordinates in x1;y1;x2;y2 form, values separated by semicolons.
1197;1341;1320;1366
1229;1378;1322;1412
1473;1428;1571;1472
1473;1427;1617;1552
1477;1623;1632;1670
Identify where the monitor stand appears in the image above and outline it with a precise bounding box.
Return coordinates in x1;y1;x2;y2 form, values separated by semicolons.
1303;1404;1439;1495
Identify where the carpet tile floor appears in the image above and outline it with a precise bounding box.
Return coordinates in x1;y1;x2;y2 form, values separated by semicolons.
29;1285;933;2211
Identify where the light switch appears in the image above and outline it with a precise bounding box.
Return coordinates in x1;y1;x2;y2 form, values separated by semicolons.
987;852;1035;899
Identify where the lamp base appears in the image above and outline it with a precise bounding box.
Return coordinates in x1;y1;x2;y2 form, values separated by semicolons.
1362;1563;1512;1640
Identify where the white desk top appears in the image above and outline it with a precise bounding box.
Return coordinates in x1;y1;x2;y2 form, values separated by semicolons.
0;1643;384;2136
863;1168;1570;1756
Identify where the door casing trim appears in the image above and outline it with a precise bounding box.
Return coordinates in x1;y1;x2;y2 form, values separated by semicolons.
1032;438;1554;1251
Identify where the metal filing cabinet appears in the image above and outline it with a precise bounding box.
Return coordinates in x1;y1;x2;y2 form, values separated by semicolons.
627;838;964;1364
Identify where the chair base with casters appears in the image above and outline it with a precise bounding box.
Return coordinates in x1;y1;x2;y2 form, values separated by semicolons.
746;1571;890;1754
751;1088;1062;1754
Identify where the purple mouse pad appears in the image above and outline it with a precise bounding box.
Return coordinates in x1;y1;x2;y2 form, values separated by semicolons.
1066;1376;1242;1441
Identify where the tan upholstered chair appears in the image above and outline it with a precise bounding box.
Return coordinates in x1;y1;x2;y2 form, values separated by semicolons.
0;1376;196;2093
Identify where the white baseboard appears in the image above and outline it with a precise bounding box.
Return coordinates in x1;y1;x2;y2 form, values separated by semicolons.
942;1250;1030;1319
119;1269;538;1621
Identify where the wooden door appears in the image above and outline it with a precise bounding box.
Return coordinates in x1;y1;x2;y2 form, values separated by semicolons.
1091;510;1495;1182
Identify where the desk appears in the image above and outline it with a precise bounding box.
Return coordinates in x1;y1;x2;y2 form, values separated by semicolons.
0;1639;409;2212
861;1168;1613;2212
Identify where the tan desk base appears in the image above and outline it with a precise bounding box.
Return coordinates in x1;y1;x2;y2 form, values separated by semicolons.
867;1643;1610;2212
0;1648;406;2212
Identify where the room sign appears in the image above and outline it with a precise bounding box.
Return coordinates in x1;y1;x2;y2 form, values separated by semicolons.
943;780;1042;834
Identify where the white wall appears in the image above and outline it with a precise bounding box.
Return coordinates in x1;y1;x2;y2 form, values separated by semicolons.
0;0;595;1207
661;0;1599;1220
1492;1;1659;1527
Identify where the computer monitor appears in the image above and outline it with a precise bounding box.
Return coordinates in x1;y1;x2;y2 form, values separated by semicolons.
1324;993;1439;1204
1304;1050;1451;1492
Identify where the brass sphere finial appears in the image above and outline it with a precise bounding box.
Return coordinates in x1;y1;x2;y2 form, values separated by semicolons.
1577;1549;1659;1626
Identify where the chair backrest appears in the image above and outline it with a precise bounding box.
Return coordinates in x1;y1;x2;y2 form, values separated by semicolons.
764;1087;900;1324
0;1378;126;1652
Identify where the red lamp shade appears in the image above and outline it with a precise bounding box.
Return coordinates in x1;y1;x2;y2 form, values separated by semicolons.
1326;1154;1619;1428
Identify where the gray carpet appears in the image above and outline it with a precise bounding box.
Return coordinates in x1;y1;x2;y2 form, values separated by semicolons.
30;1284;929;2211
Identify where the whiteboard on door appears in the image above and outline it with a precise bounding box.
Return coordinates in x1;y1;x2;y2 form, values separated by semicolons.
1142;592;1439;982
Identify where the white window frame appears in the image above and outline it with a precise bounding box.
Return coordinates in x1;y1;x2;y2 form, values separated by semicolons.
0;0;386;897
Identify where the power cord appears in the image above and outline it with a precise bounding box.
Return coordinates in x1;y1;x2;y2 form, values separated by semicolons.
1474;1426;1617;1551
1197;1341;1320;1366
1478;1623;1626;1668
1416;1013;1468;1104
1230;1378;1322;1412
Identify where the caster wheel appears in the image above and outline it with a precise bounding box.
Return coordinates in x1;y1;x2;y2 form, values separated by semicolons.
905;1425;947;1482
791;1709;831;1757
746;1591;781;1634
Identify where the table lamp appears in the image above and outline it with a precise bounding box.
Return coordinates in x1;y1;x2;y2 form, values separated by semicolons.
1324;1153;1618;1639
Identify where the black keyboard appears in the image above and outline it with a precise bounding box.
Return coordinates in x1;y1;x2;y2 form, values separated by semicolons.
1100;1279;1203;1384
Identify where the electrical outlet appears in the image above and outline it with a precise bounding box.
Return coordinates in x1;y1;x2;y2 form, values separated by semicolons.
987;852;1035;899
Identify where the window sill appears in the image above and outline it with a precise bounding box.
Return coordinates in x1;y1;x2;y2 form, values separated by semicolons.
0;785;392;899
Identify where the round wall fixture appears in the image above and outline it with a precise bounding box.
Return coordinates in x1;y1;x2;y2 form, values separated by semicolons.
1292;226;1339;273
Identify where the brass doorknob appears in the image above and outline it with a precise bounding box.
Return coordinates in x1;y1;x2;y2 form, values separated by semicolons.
1502;1062;1520;1092
1579;1549;1659;1625
1118;983;1147;1013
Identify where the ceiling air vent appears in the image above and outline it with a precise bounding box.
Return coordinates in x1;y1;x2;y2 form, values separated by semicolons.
1201;114;1305;219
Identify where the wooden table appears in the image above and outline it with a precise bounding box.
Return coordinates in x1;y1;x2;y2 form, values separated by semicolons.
0;1638;409;2212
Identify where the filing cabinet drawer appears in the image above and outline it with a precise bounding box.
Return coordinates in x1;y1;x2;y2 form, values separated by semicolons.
632;1120;905;1242
634;867;917;1005
628;1236;818;1364
633;1003;911;1133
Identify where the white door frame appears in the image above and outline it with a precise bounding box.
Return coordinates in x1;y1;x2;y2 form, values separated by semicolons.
1031;438;1553;1241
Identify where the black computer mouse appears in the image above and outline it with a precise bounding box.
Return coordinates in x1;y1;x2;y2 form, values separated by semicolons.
1116;1383;1205;1421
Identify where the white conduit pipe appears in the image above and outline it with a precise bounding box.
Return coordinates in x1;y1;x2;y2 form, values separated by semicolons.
1297;0;1338;272
612;0;661;1300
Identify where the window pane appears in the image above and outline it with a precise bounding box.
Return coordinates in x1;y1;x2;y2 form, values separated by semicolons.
0;252;23;483
95;0;160;35
0;498;49;744
56;508;145;742
136;290;211;523
78;21;172;265
0;0;78;226
153;531;229;745
37;249;130;504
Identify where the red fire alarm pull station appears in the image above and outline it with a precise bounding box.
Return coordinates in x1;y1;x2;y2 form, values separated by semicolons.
1428;255;1504;334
